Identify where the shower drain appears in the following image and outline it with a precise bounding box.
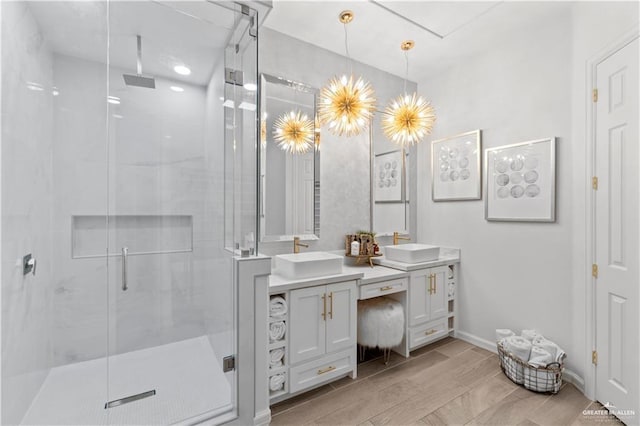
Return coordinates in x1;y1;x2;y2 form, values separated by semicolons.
105;389;156;409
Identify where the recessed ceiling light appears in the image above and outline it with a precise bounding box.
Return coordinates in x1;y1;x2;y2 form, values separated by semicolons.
244;83;257;91
223;100;235;109
170;86;184;92
107;95;121;105
174;65;191;76
112;114;123;119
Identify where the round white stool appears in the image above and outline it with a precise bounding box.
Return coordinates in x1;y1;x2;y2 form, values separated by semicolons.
357;297;405;364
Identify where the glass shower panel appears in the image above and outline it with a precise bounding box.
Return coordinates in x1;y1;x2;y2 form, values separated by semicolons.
105;2;245;424
224;6;258;254
2;2;110;425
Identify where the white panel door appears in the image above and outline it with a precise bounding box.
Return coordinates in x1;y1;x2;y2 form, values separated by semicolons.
409;269;430;326
429;266;448;320
325;281;357;354
595;36;639;424
289;286;326;365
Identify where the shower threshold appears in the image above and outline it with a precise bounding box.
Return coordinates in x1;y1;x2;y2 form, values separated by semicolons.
105;389;156;409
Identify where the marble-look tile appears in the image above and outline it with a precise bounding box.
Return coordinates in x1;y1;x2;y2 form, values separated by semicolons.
2;2;55;424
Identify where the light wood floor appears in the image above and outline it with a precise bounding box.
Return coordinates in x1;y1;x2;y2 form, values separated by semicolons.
270;338;622;425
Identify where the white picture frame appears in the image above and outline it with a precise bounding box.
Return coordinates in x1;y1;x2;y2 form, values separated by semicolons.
485;137;556;222
431;129;482;201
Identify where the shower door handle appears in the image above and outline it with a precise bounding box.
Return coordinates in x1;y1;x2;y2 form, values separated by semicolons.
122;247;129;291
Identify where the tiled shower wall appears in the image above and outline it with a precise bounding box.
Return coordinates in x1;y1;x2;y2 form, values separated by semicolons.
1;3;54;424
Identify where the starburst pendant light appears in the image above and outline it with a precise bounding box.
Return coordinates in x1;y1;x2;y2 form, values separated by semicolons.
382;40;436;147
273;110;315;154
318;10;376;137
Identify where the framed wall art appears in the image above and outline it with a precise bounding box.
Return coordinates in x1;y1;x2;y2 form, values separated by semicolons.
375;150;403;202
485;137;556;222
431;129;482;201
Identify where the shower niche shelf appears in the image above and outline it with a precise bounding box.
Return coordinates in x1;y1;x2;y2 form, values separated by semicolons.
72;215;193;259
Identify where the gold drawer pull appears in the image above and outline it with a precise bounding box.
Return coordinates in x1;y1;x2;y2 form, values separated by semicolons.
321;294;326;320
380;286;393;291
317;365;336;375
425;329;438;336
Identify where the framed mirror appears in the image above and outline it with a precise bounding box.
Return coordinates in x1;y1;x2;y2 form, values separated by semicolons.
372;148;409;234
370;113;412;237
259;74;320;242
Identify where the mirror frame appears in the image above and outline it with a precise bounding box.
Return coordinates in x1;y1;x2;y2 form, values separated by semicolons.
258;73;320;243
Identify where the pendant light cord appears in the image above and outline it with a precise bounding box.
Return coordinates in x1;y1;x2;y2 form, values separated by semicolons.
344;23;353;75
404;50;409;96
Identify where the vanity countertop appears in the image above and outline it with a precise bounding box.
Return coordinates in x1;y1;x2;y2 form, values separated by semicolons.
269;270;364;293
374;247;460;272
341;262;409;285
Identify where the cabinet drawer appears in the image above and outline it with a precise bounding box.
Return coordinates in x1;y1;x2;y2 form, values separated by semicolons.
359;278;408;300
289;349;354;394
409;318;448;350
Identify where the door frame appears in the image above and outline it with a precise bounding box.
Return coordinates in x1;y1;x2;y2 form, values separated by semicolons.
584;25;640;401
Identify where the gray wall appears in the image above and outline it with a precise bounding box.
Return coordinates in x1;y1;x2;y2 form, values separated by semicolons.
258;28;417;255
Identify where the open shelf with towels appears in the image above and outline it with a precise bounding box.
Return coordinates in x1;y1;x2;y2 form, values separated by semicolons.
269;294;289;401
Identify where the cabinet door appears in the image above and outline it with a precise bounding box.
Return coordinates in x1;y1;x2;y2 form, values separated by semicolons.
325;281;357;354
289;286;326;365
409;269;430;326
429;266;448;320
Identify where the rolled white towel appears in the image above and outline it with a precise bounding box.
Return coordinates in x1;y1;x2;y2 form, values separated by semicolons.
270;296;287;318
270;348;285;367
504;335;532;361
528;346;553;367
269;321;286;342
269;374;286;392
532;336;558;359
496;329;515;342
521;329;540;342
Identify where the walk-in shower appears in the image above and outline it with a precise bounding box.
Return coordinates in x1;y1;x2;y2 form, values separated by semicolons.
1;1;258;424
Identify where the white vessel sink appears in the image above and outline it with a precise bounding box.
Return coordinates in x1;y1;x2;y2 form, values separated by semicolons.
384;243;440;264
275;251;343;279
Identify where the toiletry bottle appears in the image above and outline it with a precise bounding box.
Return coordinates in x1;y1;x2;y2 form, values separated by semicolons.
350;240;360;256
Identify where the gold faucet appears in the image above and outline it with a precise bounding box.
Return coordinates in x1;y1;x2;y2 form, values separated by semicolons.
293;236;309;254
393;231;411;246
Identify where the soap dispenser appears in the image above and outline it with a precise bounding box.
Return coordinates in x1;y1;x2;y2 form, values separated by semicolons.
350;239;360;256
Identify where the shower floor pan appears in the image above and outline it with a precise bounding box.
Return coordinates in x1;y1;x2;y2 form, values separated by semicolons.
20;336;232;425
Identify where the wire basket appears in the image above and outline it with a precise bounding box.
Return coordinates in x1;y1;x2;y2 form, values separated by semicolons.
497;341;564;394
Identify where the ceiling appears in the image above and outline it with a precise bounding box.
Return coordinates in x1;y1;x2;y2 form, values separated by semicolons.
28;1;241;86
263;1;573;81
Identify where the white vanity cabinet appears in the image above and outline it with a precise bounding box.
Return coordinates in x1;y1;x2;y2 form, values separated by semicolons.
408;266;448;326
406;265;453;351
288;280;357;393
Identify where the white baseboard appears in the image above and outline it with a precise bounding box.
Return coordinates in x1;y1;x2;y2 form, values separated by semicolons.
455;330;586;395
456;330;497;354
563;369;586;393
254;409;271;426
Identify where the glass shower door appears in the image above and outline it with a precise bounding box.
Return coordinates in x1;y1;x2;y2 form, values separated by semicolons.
104;2;253;424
